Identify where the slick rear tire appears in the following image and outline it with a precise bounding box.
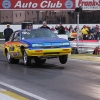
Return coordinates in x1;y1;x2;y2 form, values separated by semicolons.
59;55;68;64
6;51;19;64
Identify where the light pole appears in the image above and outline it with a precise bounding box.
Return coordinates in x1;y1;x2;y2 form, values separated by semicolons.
76;12;79;53
75;6;82;53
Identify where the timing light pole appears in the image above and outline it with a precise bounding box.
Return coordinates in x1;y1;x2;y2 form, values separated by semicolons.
76;12;79;53
75;6;82;53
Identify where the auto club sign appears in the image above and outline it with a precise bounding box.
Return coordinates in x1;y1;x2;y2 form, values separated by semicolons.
0;0;75;10
76;0;100;10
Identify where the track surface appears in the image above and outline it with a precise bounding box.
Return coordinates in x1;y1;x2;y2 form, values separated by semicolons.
0;41;100;100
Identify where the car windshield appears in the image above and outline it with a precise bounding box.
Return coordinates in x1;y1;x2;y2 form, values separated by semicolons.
21;29;58;40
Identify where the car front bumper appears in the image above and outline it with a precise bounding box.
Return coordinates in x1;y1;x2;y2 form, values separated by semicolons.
25;48;72;57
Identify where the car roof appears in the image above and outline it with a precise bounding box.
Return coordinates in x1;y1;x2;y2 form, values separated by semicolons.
14;28;49;32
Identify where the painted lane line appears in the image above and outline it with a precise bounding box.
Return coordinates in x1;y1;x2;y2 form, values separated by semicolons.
0;81;47;100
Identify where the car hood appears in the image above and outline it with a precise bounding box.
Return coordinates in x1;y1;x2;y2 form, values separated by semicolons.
20;38;69;44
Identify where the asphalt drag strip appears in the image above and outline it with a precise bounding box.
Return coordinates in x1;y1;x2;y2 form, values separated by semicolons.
0;83;47;100
69;54;100;62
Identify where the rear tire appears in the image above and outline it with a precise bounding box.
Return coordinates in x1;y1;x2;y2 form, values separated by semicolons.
23;51;31;66
59;55;68;64
6;51;19;64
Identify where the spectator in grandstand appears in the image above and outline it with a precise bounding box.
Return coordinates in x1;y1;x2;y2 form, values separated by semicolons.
91;26;96;39
64;26;69;31
96;26;100;40
28;24;33;29
40;21;50;29
74;26;78;32
68;25;73;32
81;25;89;40
51;26;55;31
55;25;59;30
55;22;65;34
88;27;94;40
3;24;13;42
95;25;99;40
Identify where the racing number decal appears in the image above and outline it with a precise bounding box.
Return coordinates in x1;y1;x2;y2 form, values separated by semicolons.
9;46;14;51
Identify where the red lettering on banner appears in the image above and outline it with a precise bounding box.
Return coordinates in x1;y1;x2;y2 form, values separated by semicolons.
78;0;100;6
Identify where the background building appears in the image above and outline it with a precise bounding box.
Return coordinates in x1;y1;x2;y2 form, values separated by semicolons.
0;10;69;24
0;0;100;24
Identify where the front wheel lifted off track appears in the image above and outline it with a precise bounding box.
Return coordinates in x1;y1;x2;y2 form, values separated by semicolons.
6;51;19;64
59;55;68;64
23;51;31;66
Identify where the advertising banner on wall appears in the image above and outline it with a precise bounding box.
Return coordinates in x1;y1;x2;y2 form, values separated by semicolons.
76;0;100;10
0;0;76;10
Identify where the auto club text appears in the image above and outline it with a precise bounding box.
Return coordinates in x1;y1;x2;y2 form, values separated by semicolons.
14;0;62;9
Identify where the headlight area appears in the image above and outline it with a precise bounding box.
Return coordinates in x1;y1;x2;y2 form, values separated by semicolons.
31;42;70;48
32;43;43;47
60;42;70;46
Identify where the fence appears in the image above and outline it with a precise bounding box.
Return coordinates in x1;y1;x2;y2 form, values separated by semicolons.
0;24;100;39
0;24;100;32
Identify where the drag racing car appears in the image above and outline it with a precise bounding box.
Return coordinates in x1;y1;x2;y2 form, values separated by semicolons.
4;29;71;66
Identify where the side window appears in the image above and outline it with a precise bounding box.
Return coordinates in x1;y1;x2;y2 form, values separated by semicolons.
13;32;20;42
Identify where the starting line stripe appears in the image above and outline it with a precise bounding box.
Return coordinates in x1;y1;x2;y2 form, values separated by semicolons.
0;91;29;100
0;92;16;100
0;44;4;51
0;81;47;100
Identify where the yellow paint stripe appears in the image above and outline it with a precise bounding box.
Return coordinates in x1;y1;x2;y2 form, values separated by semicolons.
0;47;3;48
0;45;4;50
0;44;5;51
0;91;29;100
0;44;4;46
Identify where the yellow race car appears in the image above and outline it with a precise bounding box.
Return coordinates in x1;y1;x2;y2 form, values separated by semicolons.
4;29;71;66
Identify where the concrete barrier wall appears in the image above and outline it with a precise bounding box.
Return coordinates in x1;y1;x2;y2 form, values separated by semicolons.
0;24;100;32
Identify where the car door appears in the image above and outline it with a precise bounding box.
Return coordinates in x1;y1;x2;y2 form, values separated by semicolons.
7;31;21;52
11;31;22;50
8;31;23;58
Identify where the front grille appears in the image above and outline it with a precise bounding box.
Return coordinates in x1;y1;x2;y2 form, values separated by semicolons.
43;43;61;49
43;46;60;49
